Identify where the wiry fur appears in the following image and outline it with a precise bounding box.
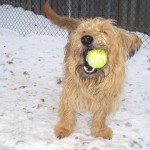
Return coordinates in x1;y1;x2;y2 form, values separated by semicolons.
44;1;142;139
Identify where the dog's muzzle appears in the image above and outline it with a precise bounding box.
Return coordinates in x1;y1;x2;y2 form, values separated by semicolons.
81;35;97;74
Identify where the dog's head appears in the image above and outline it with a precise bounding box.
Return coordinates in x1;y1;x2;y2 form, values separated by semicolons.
44;2;142;83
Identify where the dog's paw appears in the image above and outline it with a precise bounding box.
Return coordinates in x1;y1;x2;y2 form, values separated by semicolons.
55;126;72;139
92;127;113;139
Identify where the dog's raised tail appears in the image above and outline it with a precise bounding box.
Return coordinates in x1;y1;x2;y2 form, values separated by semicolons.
43;1;80;31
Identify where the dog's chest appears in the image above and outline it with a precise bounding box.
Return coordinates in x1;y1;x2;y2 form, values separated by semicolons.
74;86;107;111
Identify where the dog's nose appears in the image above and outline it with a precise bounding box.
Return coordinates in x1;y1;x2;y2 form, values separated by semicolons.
81;35;93;46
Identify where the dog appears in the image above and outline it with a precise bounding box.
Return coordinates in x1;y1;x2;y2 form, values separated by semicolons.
44;1;142;139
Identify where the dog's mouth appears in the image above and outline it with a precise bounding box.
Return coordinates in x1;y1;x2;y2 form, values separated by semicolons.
75;47;109;82
83;61;97;74
76;46;109;79
83;48;98;74
83;66;96;74
82;48;95;74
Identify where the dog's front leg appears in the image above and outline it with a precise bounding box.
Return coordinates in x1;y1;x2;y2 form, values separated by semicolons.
91;110;112;139
54;93;76;139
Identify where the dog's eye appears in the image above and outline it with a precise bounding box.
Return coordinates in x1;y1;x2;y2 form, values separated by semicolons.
103;31;108;35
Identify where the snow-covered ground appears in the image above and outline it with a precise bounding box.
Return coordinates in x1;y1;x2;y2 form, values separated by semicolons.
0;4;150;150
0;5;67;37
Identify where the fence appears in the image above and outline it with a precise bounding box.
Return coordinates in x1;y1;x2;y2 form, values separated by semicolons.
0;0;150;47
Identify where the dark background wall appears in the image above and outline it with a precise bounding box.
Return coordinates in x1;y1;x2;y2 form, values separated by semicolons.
0;0;150;35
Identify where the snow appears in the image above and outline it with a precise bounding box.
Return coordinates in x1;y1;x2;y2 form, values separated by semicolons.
0;4;150;150
0;4;67;37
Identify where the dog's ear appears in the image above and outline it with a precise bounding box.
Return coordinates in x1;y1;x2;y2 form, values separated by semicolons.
118;29;142;59
43;1;80;31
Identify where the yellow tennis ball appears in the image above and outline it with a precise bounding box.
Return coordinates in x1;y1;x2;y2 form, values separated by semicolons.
86;49;107;68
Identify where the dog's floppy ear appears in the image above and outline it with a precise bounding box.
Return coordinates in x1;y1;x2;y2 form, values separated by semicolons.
43;1;80;31
119;29;142;59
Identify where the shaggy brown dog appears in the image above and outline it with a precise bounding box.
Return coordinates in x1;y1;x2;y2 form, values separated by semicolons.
44;2;142;139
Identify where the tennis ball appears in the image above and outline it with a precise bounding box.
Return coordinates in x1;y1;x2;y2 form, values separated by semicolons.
86;49;107;68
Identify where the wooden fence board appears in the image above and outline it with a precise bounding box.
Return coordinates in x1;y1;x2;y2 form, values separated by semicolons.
71;0;79;18
145;0;150;35
26;0;32;10
118;0;128;29
127;0;137;31
111;0;119;20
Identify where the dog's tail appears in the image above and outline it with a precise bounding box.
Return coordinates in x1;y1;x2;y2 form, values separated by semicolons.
43;1;80;31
